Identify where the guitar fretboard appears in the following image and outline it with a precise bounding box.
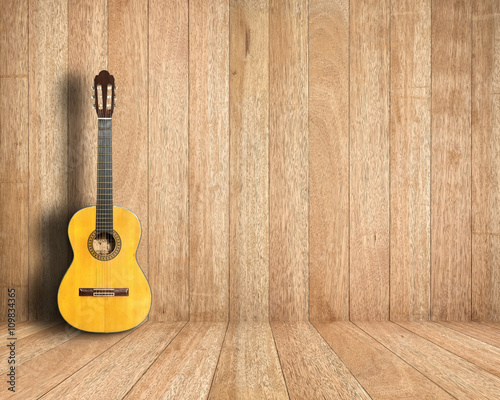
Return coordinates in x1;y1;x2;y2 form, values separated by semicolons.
96;118;113;234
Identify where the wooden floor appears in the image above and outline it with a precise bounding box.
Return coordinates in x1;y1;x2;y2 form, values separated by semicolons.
3;321;500;399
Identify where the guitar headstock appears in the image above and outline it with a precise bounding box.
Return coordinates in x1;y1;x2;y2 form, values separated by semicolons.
92;70;116;118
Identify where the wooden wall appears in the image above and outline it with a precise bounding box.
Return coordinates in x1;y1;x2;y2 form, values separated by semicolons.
1;0;498;323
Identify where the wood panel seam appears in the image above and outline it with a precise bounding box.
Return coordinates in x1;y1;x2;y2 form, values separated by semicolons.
353;321;457;398
38;324;138;398
270;323;293;399
122;321;188;398
310;322;370;398
207;322;230;396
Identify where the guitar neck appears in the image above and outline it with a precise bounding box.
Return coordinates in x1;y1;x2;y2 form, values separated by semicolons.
96;118;113;233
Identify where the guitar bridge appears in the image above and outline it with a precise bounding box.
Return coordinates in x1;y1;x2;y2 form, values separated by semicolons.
79;288;129;297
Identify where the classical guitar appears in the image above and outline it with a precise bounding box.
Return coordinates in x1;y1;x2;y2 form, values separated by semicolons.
58;70;151;333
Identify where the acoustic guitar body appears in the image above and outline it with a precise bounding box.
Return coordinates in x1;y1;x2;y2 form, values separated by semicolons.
58;205;151;333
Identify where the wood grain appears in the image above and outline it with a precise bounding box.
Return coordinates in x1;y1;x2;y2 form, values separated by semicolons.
390;0;431;321
8;329;129;398
269;0;309;322
124;322;226;399
0;0;28;76
438;321;500;348
209;323;288;399
399;321;500;376
431;0;472;321
229;0;269;322
108;0;149;277
349;0;390;321
149;0;189;321
9;321;61;340
0;184;29;322
28;0;69;321
357;321;500;399
0;0;28;180
471;0;500;323
0;1;28;323
40;322;184;399
314;321;453;399
309;0;349;322
189;0;230;322
67;0;107;215
1;0;29;322
481;321;500;330
272;322;370;399
0;324;79;375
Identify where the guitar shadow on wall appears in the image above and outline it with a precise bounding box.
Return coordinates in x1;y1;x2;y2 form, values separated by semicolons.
30;73;93;322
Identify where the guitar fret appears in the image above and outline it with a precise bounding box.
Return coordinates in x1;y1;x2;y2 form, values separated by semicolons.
96;119;113;231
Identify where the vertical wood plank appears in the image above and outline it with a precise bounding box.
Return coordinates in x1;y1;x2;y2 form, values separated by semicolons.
108;0;148;276
67;0;107;215
349;0;390;321
309;0;349;322
0;0;29;322
0;184;29;321
149;0;189;321
472;0;500;322
28;0;69;320
1;0;29;179
390;0;431;321
229;0;269;322
269;0;309;322
431;0;472;321
189;0;230;321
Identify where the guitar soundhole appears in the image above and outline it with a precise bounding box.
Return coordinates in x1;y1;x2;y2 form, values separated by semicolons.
93;232;116;255
88;230;121;261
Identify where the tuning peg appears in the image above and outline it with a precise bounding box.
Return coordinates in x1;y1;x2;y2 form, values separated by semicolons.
91;95;95;99
114;86;117;90
114;96;117;100
92;85;95;91
114;103;117;108
92;103;96;108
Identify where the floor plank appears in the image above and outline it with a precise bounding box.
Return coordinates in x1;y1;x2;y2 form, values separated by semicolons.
209;323;288;399
12;321;62;340
0;323;79;374
313;321;453;399
438;321;500;348
272;322;370;399
8;330;130;398
124;322;226;400
357;321;500;399
398;321;500;376
40;322;184;399
481;321;500;330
